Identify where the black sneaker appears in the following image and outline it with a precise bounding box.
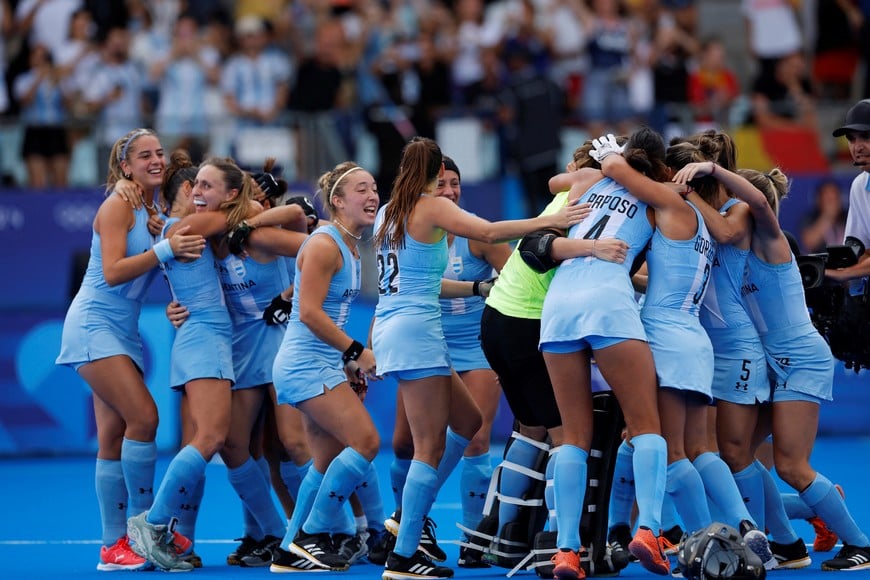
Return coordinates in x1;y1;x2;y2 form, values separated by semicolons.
367;527;394;566
335;529;370;564
822;545;870;571
239;534;281;568
383;550;454;579
420;517;446;562
289;530;349;571
769;538;812;569
607;523;635;568
384;510;446;562
226;535;258;566
270;546;331;572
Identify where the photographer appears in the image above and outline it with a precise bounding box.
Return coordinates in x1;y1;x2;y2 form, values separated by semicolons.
826;99;870;282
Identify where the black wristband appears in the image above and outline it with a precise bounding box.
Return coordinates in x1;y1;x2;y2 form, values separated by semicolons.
472;280;481;296
342;340;365;364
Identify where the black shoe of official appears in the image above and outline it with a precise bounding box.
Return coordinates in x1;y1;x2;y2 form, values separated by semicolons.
769;538;812;569
821;544;870;571
289;530;349;571
383;550;454;579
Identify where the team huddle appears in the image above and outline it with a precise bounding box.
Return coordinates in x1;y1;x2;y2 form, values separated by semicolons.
57;102;870;580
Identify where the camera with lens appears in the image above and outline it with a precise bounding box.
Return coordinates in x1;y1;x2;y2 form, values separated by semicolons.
798;236;870;372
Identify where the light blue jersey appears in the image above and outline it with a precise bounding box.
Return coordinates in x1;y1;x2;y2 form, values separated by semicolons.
57;204;159;371
372;201;451;375
699;199;770;404
642;203;715;397
441;235;493;372
540;177;653;349
218;253;290;390
161;218;233;389
273;225;361;405
742;253;834;400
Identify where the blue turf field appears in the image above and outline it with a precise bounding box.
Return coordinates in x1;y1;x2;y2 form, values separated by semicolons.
2;437;870;579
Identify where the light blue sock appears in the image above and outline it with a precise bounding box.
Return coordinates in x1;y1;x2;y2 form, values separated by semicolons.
733;462;765;531
175;474;205;541
608;440;635;529
801;472;869;547
554;445;588;551
395;460;439;558
390;457;412;508
121;438;156;515
96;458;128;546
755;461;799;544
327;504;356;535
255;456;271;489
356;463;387;532
781;492;813;520
280;458;311;502
546;449;557;530
436;429;470;489
631;433;667;533
497;437;543;526
303;448;370;534
241;457;271;537
694;452;754;528
666;459;711;533
283;467;323;549
228;457;286;539
662;494;681;531
148;445;208;525
460;452;492;530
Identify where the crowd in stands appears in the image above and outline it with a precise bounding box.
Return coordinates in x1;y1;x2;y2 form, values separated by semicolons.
1;0;867;190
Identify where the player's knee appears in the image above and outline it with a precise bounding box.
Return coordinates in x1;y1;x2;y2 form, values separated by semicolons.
194;432;226;459
353;429;381;462
717;440;753;472
772;457;812;491
126;413;159;442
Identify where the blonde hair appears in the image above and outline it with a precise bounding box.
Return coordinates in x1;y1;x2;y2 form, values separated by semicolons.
199;156;254;230
316;161;363;217
737;168;789;215
106;128;158;193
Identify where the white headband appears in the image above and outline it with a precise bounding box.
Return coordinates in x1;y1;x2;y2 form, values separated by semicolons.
328;166;363;205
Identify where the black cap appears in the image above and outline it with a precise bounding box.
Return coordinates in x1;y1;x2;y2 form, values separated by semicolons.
833;99;870;137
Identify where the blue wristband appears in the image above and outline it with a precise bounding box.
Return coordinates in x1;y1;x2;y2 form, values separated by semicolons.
153;239;174;263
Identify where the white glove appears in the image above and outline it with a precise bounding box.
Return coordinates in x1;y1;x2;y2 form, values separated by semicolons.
589;134;625;163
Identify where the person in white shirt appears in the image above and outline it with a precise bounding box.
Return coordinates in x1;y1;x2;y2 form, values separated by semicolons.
826;99;870;282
